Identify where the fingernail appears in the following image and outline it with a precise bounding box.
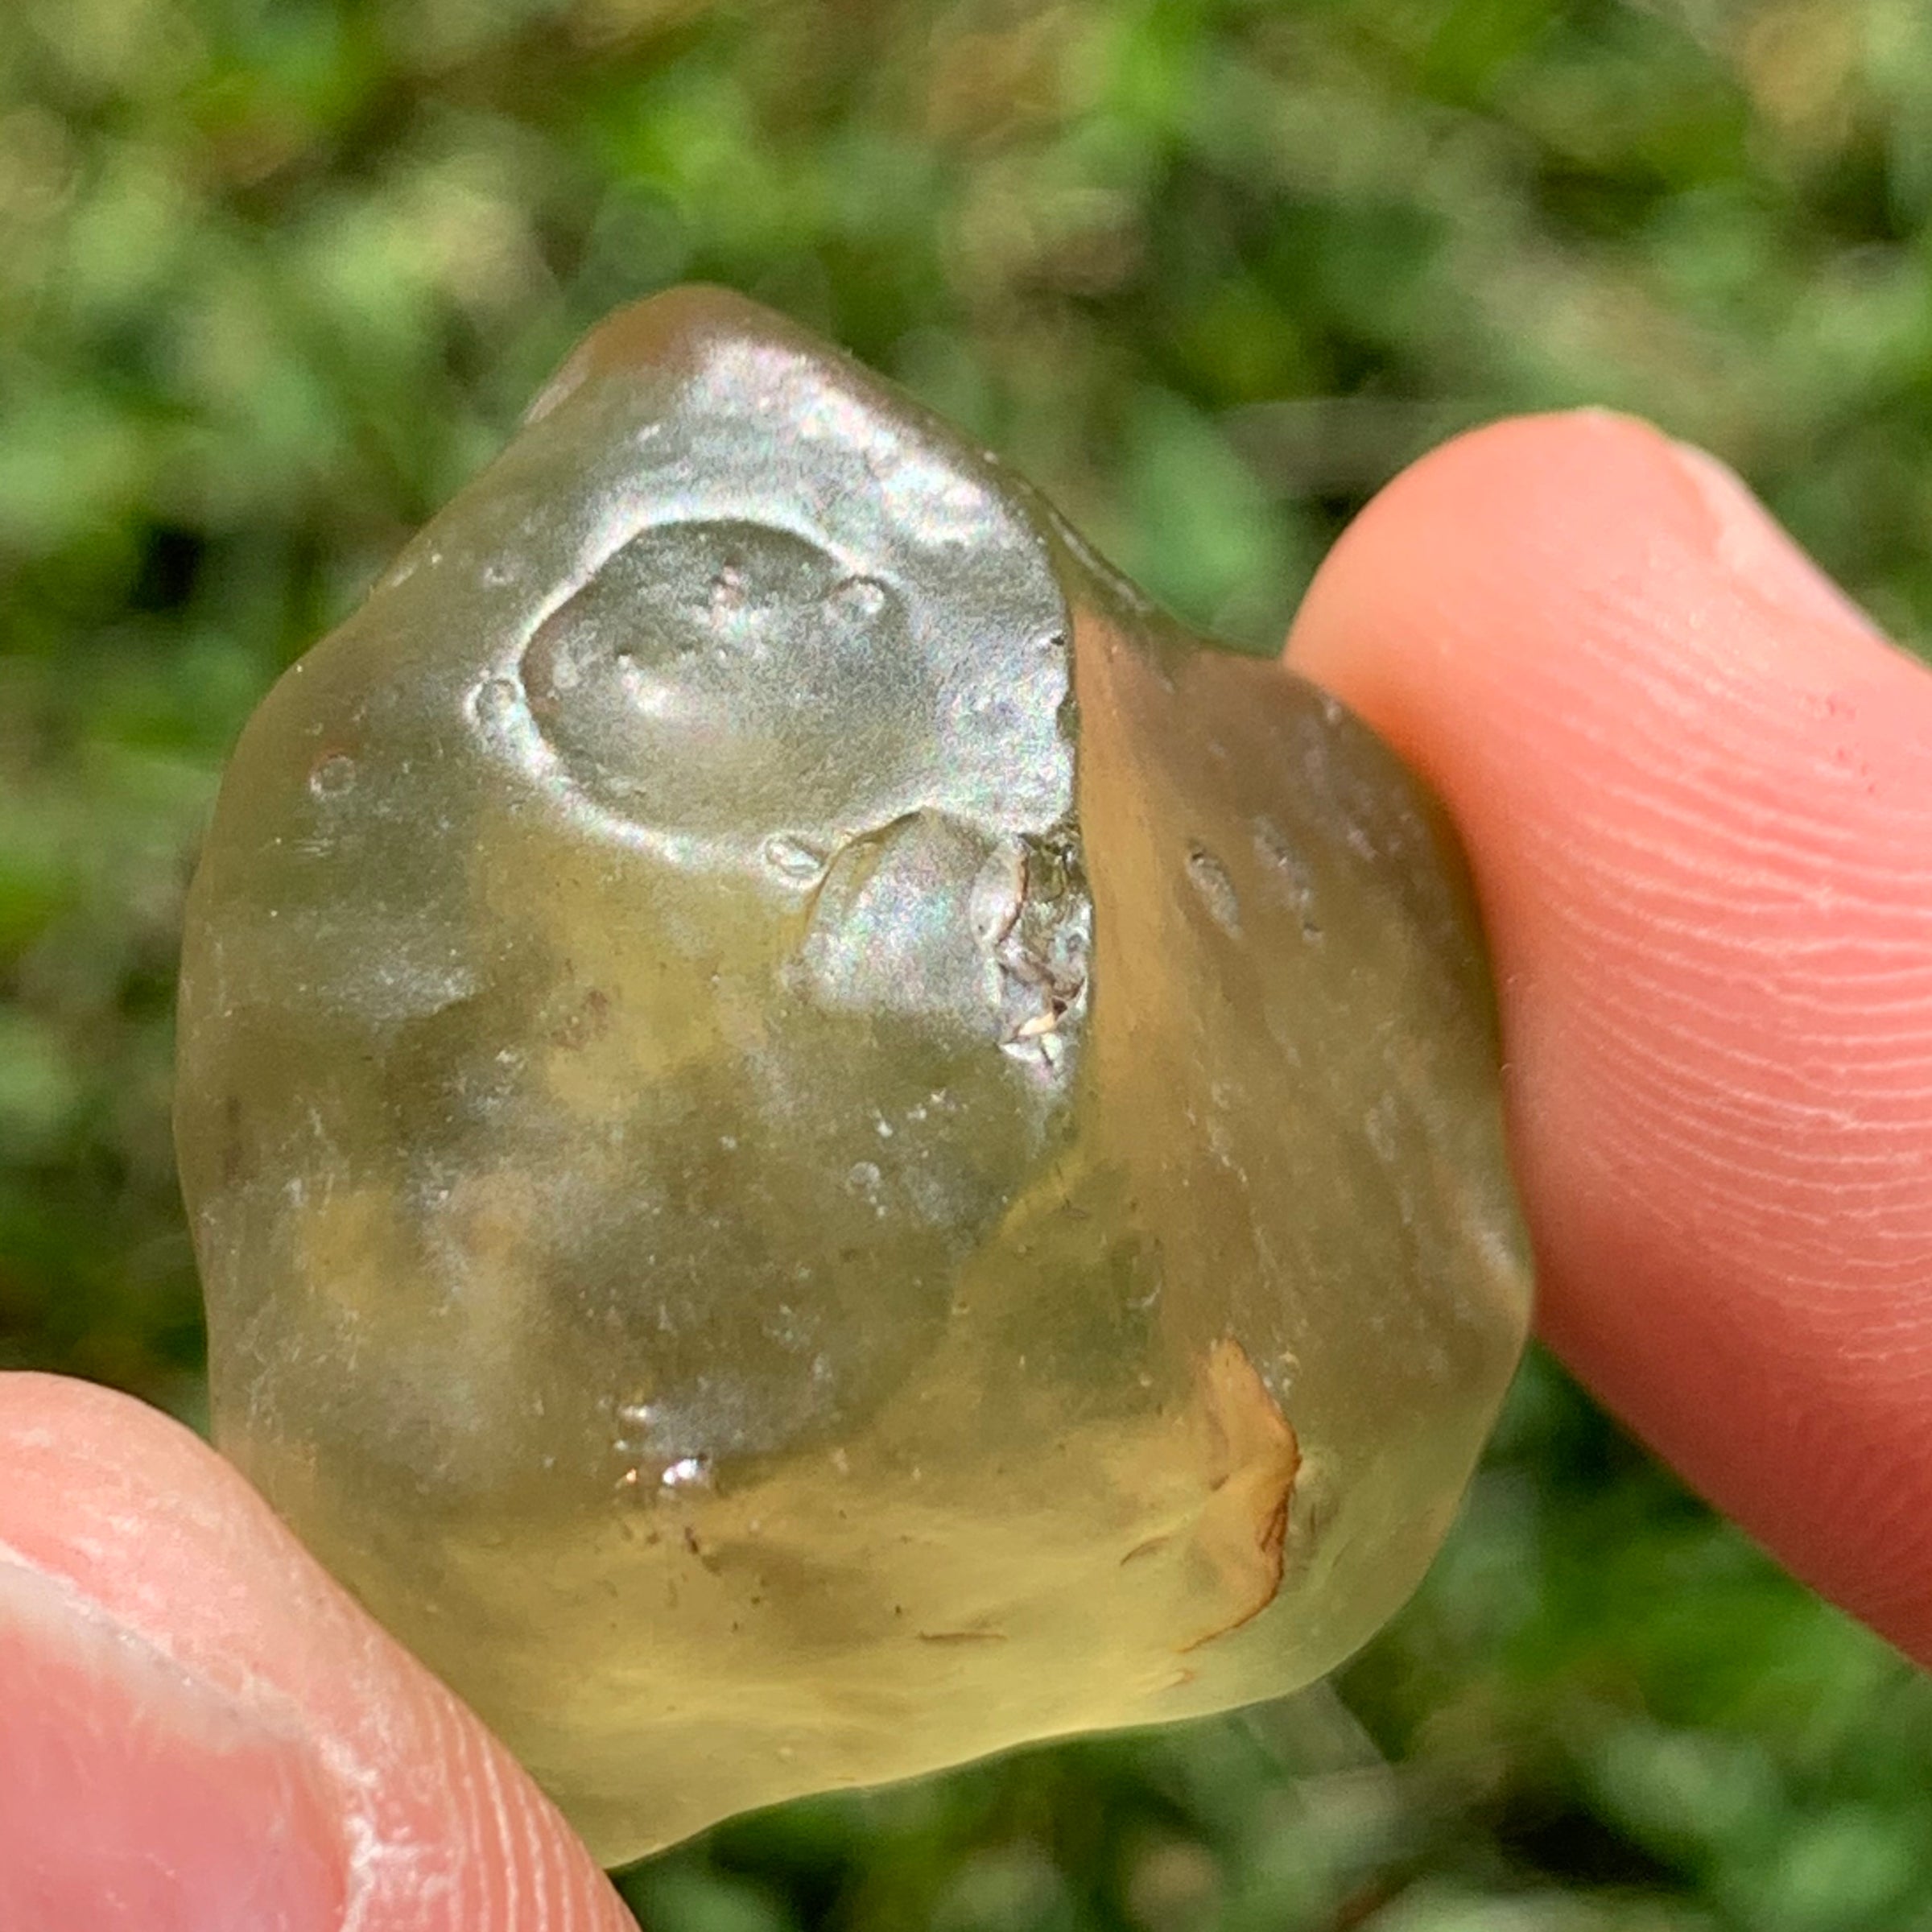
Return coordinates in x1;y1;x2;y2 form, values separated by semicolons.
0;1556;346;1931
1665;437;1885;641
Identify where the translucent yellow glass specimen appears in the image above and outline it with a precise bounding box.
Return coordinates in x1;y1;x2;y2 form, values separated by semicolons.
175;287;1532;1866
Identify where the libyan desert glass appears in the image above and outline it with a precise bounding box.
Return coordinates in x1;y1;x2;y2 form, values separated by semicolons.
175;287;1531;1866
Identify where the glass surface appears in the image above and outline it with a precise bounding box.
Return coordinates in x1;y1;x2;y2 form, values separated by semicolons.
175;288;1530;1865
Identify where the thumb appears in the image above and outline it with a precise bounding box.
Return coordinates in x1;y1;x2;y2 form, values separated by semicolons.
0;1372;634;1930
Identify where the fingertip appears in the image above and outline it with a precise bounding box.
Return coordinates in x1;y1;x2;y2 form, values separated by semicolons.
0;1374;634;1930
0;1551;348;1932
1285;412;1932;1660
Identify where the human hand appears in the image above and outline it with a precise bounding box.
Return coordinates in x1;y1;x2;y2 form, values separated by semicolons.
6;408;1928;1926
1289;409;1932;1661
0;1369;636;1930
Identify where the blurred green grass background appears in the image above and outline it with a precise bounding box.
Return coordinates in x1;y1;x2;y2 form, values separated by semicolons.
2;0;1930;1925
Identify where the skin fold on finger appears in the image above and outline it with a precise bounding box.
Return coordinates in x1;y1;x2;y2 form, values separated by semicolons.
1286;411;1932;1663
0;1372;635;1932
1;1554;346;1932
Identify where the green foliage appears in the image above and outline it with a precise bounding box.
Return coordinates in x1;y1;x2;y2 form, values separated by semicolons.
2;0;1926;1922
